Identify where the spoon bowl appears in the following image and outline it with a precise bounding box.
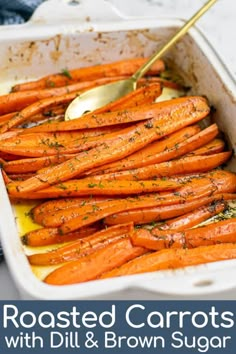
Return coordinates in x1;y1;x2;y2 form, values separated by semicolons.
65;78;136;120
65;0;217;121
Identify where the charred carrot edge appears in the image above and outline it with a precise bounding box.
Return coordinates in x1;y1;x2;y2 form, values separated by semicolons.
12;58;165;92
28;223;134;266
8;173;35;181
104;192;236;226
100;242;236;279
44;236;147;285
21;224;101;247
6;96;210;195
89;124;218;175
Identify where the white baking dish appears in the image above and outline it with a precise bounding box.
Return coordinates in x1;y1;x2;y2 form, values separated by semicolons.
0;0;236;300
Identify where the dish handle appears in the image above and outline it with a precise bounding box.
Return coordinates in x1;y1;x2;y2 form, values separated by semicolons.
30;0;127;23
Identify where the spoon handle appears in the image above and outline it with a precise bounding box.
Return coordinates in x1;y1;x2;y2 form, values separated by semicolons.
132;0;217;82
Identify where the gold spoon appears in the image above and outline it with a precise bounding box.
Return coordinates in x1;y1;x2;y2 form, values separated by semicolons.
65;0;217;120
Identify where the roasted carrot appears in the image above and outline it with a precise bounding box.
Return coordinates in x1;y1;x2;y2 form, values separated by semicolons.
104;193;236;225
13;179;181;201
31;196;115;225
44;236;147;285
208;169;236;194
28;223;134;266
94;152;232;181
7;96;210;194
20;96;209;134
161;200;228;231
132;217;236;251
70;82;162;118
0;76;131;115
57;180;215;234
131;227;186;250
21;224;100;247
187;138;225;156
88;124;218;174
2;154;79;174
12;58;165;91
0;112;17;123
185;218;236;247
0;92;81;133
0;134;107;157
100;243;236;279
34;199;129;228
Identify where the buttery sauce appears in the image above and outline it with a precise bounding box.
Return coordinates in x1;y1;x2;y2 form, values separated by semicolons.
13;201;67;281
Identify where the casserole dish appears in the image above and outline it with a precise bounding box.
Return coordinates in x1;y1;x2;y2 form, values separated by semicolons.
0;0;235;300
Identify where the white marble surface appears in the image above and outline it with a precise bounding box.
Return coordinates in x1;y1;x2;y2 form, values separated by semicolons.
0;0;235;300
110;0;236;79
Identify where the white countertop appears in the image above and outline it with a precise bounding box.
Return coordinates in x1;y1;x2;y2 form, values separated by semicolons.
111;0;236;79
0;0;235;300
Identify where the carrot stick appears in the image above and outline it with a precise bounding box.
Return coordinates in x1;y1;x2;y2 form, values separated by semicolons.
20;96;209;134
94;152;232;182
100;243;236;279
208;169;236;194
28;223;134;266
187;138;225;156
104;193;236;226
0;76;129;115
44;236;147;285
0;92;80;133
89;124;218;174
7;96;210;195
71;82;162;118
132;217;236;251
31;196;115;225
13;179;181;201
161;200;227;231
21;224;100;247
0;112;17;123
12;58;165;92
35;199;129;228
185;218;236;247
0;135;104;158
130;202;229;250
58;180;215;234
2;154;78;174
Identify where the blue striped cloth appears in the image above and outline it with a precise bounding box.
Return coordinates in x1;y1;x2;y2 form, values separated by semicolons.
0;0;44;25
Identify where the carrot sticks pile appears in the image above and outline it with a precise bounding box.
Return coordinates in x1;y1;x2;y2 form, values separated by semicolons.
0;57;236;286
